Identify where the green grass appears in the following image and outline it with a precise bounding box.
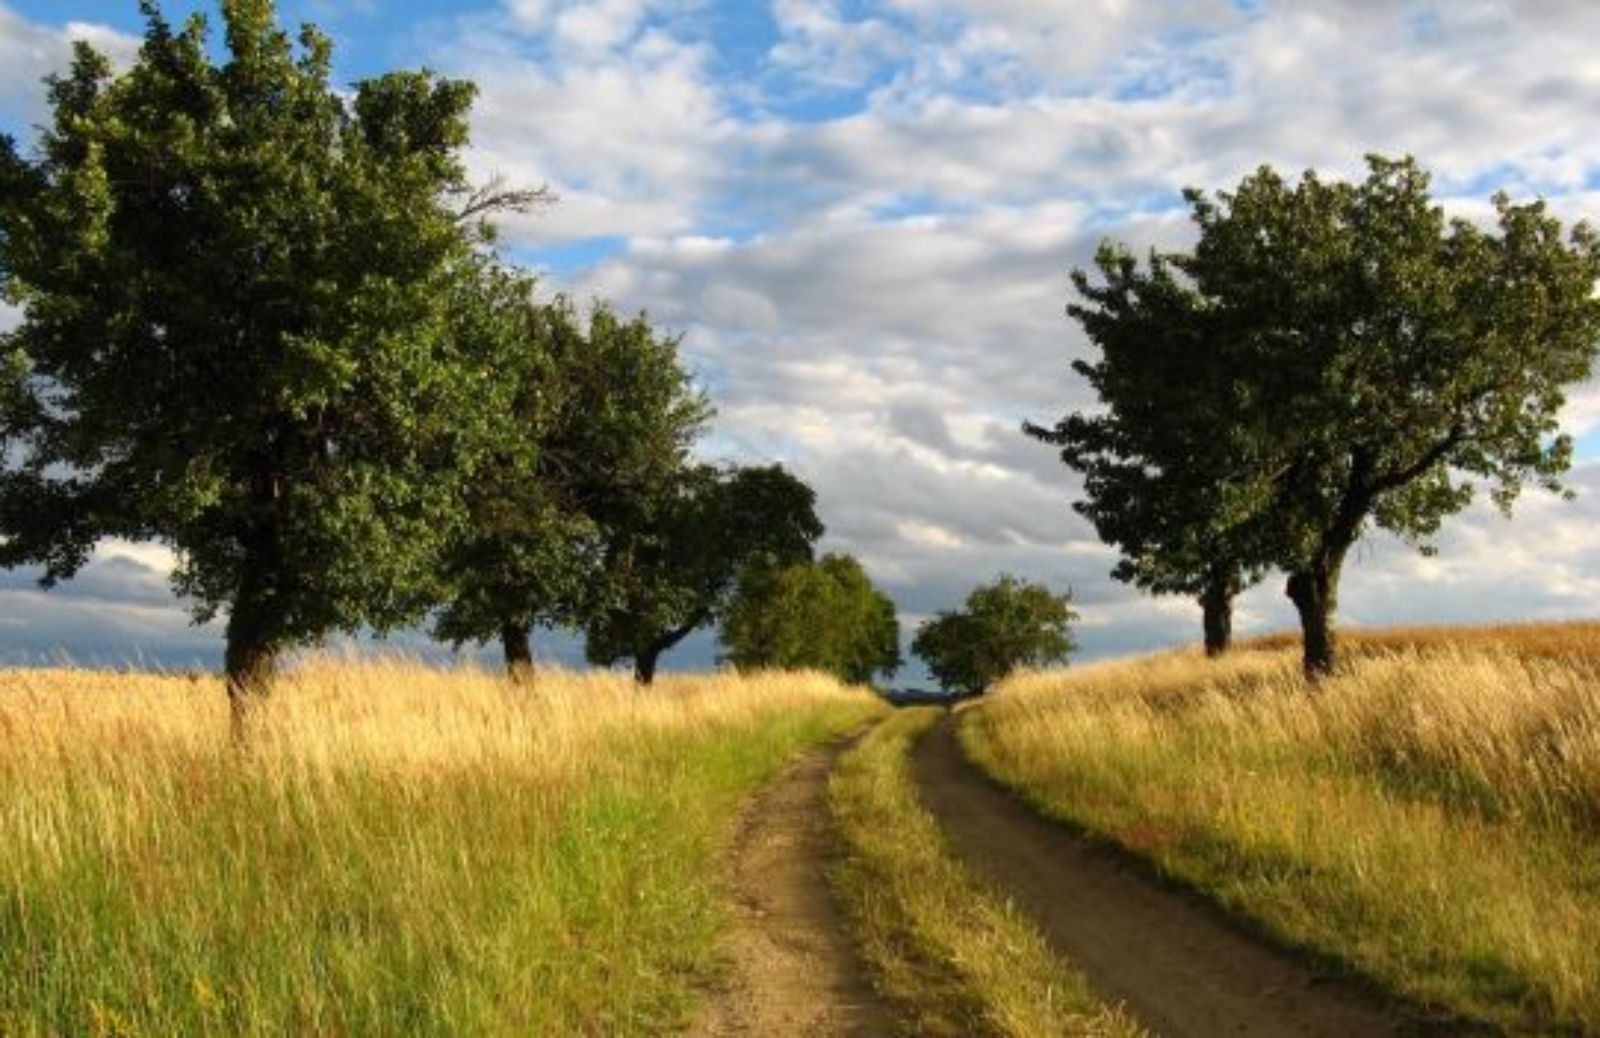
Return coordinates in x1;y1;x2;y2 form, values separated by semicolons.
827;706;1142;1038
0;661;886;1036
964;646;1600;1032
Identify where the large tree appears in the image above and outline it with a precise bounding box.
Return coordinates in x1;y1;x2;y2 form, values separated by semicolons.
719;553;901;686
584;463;823;685
1190;157;1600;675
433;292;710;678
911;575;1076;696
1027;242;1271;656
0;0;524;729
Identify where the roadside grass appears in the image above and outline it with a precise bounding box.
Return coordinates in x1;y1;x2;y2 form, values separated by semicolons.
962;642;1600;1032
828;706;1143;1038
0;656;885;1037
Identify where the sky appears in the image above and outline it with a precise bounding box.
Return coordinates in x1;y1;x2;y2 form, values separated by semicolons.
5;0;1600;679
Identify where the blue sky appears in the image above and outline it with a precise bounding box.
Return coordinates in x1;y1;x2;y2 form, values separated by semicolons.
7;0;1600;679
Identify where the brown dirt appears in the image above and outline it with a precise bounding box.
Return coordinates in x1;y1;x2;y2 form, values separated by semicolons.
913;714;1419;1038
689;741;893;1037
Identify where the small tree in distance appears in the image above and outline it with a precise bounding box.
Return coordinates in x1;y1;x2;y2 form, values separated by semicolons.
720;553;901;686
912;575;1077;696
584;463;824;685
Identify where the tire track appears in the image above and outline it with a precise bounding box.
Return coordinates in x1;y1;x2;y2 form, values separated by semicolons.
913;714;1414;1038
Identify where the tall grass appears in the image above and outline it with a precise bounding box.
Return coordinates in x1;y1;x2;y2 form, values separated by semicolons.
0;656;884;1036
964;640;1600;1032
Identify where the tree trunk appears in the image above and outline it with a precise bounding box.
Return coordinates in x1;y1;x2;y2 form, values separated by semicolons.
224;566;284;745
1285;563;1341;679
1199;565;1239;658
501;622;534;684
634;649;659;686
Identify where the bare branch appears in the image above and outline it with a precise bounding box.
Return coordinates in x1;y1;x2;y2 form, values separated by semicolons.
453;174;555;224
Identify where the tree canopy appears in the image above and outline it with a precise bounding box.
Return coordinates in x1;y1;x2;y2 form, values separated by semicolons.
1034;155;1600;676
719;553;901;686
433;287;710;678
0;0;530;726
584;463;823;684
1027;239;1271;656
911;575;1076;696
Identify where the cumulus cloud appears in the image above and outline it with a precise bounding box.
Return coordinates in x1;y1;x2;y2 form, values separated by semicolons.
0;4;138;129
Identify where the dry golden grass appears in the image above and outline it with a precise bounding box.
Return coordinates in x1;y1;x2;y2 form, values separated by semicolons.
0;655;885;1036
1239;617;1600;661
963;634;1600;1032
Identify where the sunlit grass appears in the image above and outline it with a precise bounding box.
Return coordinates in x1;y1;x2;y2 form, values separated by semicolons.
963;634;1600;1032
0;656;885;1036
828;707;1142;1038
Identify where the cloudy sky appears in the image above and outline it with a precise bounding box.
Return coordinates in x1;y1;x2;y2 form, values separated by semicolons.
5;0;1600;677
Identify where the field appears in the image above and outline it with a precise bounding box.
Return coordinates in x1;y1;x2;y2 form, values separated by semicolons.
963;631;1600;1032
0;658;884;1036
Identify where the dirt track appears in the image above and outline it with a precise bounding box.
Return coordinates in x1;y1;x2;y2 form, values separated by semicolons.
689;742;891;1036
913;715;1411;1038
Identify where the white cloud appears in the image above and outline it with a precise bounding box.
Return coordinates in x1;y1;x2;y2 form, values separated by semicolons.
0;4;138;127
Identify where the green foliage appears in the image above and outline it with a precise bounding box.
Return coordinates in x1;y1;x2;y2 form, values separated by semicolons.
584;463;823;682
1033;155;1600;674
720;553;901;686
0;1;507;692
912;575;1076;696
432;280;711;671
1027;239;1268;650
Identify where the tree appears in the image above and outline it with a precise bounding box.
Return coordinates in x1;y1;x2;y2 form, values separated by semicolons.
1186;156;1600;675
720;553;901;685
911;575;1076;696
584;463;823;684
1027;241;1271;656
433;291;710;678
0;0;527;731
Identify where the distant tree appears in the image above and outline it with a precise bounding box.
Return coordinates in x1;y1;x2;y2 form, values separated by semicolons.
720;553;901;685
433;292;710;679
1184;156;1600;676
0;1;536;731
1027;242;1271;656
584;463;823;684
912;575;1076;696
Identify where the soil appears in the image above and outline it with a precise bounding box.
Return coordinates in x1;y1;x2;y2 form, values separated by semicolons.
912;714;1417;1038
688;740;893;1037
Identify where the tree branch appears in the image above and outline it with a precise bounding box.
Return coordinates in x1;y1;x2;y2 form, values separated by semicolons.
452;175;555;224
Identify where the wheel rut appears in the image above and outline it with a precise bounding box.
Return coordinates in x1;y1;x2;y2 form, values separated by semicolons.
912;713;1415;1038
689;736;891;1037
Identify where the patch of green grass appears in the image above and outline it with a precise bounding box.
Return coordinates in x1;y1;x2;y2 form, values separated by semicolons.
828;707;1142;1038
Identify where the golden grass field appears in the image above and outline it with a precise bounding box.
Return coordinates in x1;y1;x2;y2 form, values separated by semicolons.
0;656;885;1036
963;627;1600;1032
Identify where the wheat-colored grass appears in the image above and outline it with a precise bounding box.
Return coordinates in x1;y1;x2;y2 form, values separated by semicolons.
963;636;1600;1032
828;707;1143;1038
0;655;884;1036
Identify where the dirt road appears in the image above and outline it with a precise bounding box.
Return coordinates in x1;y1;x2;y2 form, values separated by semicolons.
689;742;892;1036
913;715;1415;1038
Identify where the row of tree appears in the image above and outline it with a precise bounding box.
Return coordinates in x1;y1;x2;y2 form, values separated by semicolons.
0;1;905;729
1031;156;1600;676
